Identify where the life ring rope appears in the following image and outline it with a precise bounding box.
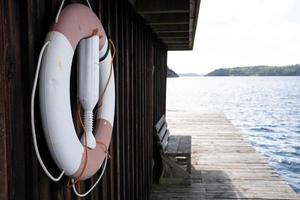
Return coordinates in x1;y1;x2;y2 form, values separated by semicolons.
68;39;115;197
32;2;115;197
71;153;108;197
55;0;92;23
73;38;115;183
31;37;116;196
70;104;111;185
69;107;109;197
31;41;65;181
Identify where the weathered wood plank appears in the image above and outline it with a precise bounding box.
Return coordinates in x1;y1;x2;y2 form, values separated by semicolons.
161;130;170;151
177;136;191;154
164;135;180;155
155;115;165;132
151;111;300;200
158;122;167;141
1;0;168;199
0;1;9;198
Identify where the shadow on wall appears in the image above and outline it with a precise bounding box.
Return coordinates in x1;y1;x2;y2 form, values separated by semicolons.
151;167;245;199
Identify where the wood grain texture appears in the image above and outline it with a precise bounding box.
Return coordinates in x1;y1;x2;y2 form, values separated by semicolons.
155;115;165;132
158;123;167;141
0;0;167;199
165;135;191;155
151;111;300;200
0;1;9;199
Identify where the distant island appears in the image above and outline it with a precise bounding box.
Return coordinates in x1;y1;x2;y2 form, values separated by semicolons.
166;68;203;77
167;67;179;77
206;64;300;76
179;73;202;77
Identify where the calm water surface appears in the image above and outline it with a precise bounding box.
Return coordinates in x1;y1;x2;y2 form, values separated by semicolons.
167;76;300;194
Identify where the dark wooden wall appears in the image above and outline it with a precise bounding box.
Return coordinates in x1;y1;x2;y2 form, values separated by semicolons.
0;0;167;199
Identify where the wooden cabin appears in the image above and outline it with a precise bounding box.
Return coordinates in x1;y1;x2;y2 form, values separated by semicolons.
0;0;200;199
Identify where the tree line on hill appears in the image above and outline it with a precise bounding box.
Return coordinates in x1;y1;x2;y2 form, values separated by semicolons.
206;64;300;76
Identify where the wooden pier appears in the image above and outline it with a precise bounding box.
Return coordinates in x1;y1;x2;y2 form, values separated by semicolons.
151;111;299;200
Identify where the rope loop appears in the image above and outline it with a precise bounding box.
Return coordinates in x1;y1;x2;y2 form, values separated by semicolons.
55;0;93;23
71;152;108;197
68;37;116;196
31;41;65;181
33;2;116;194
97;141;111;159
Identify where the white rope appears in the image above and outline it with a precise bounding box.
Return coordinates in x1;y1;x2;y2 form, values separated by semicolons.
72;153;108;197
31;41;65;182
55;0;66;23
55;0;92;23
86;0;92;10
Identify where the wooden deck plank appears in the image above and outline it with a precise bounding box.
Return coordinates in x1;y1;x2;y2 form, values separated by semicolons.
177;136;191;154
165;135;180;154
151;111;300;200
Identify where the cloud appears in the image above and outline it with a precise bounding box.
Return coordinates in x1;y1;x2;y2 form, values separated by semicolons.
168;0;300;74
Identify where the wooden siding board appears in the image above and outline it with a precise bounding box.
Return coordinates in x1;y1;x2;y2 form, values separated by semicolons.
134;15;140;200
129;10;135;200
0;0;168;199
0;1;10;199
147;32;154;198
107;0;121;199
124;2;132;199
137;18;142;199
0;3;5;200
117;0;127;198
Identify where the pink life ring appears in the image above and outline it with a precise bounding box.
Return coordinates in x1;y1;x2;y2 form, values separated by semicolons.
38;3;115;181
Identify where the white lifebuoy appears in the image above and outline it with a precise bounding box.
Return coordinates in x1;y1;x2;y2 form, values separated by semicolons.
36;3;115;181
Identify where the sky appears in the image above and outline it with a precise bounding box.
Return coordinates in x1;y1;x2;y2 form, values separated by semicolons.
167;0;300;75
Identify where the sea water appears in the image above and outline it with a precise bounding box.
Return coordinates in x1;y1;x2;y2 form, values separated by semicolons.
167;76;300;195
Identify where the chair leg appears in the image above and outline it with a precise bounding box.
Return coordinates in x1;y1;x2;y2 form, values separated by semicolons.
186;154;191;174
